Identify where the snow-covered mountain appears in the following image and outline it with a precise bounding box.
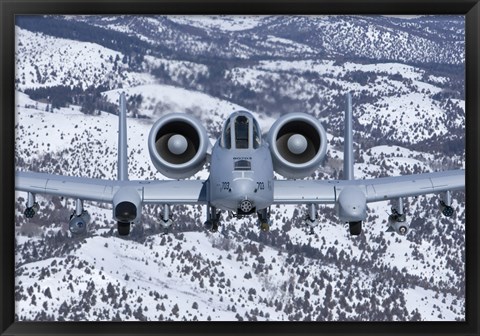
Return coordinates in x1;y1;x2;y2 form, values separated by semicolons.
14;15;465;322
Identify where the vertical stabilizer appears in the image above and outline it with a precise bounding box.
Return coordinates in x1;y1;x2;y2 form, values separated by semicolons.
118;93;129;181
343;93;354;181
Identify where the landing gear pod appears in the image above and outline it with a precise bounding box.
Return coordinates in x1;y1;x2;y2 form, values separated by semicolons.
113;187;142;236
335;186;367;236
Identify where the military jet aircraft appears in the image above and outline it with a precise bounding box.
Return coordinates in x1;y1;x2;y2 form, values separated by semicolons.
15;93;465;236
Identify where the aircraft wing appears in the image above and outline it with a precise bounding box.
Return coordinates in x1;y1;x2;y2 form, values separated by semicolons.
16;171;207;204
139;179;207;204
273;179;337;204
273;170;465;204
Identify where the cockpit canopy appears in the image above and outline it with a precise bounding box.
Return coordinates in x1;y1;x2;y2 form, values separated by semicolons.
221;111;262;150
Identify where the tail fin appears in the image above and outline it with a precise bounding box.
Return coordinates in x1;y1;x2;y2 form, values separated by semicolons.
118;92;129;181
343;93;354;181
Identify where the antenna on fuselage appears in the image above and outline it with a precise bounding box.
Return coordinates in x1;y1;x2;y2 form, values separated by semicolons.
118;92;129;181
343;93;354;181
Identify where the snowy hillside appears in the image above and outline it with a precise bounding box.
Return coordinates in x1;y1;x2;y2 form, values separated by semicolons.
14;15;465;322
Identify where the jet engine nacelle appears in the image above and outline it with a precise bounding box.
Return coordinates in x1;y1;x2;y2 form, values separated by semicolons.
267;113;328;179
148;114;209;179
69;211;90;235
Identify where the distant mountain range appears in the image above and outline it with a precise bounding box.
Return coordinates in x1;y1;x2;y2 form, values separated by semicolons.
16;15;465;64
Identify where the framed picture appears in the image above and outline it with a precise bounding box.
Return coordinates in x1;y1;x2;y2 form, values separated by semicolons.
1;0;478;335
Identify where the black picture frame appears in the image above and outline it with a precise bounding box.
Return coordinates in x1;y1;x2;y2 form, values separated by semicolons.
1;1;479;335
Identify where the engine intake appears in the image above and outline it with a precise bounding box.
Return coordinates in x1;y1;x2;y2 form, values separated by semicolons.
267;113;327;179
148;114;209;179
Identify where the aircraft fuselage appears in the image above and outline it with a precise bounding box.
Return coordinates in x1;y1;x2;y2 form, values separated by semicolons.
209;111;273;216
209;142;274;215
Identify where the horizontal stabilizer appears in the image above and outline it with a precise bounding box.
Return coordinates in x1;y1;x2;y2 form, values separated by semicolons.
344;93;354;181
118;92;128;181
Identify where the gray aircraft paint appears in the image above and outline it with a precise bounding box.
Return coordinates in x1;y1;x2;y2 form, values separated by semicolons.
208;111;274;213
15;93;465;235
118;92;129;182
148;113;209;179
335;92;364;223
344;93;354;181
